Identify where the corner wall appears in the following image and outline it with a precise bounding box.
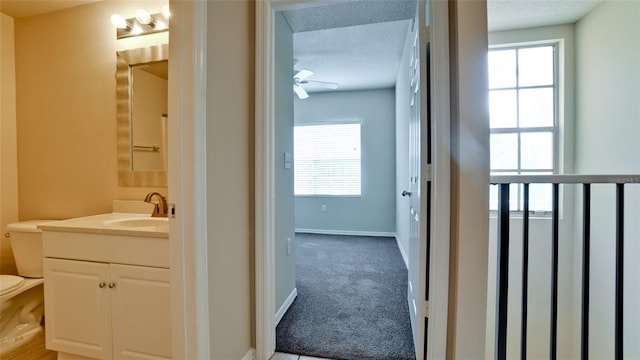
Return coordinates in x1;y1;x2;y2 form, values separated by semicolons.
274;11;296;320
575;1;640;357
294;89;396;235
0;12;19;274
205;1;254;358
447;0;490;357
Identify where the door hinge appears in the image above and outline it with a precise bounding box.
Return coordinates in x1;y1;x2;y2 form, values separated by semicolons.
422;301;430;317
425;164;433;181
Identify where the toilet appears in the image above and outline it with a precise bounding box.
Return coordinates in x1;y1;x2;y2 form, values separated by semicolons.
0;220;54;356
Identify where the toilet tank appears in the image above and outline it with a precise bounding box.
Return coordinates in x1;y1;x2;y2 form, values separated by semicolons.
6;220;55;278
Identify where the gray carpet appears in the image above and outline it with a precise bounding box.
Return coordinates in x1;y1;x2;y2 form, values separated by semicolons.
276;233;416;360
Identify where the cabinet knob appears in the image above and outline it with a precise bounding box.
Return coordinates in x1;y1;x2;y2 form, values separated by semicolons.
99;282;106;288
108;282;116;289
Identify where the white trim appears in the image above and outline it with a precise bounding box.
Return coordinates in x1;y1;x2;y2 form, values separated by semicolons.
395;234;409;269
295;228;395;238
428;1;451;359
242;348;256;360
274;288;298;326
168;0;209;359
255;1;276;359
190;1;210;358
255;2;446;360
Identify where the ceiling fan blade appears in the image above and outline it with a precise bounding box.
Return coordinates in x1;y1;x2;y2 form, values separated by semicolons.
293;84;309;99
294;69;314;81
302;80;339;90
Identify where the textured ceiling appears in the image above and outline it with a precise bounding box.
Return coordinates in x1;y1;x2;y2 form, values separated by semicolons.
282;0;416;32
488;0;602;32
283;0;603;94
293;19;412;93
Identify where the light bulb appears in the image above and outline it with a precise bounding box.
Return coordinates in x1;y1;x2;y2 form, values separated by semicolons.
135;9;152;25
110;13;129;29
131;24;143;35
161;5;170;20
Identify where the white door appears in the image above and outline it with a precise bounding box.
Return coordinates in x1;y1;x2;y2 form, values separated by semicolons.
404;1;435;359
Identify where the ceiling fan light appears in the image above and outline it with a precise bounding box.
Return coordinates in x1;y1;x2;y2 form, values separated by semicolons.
294;69;314;82
293;85;309;100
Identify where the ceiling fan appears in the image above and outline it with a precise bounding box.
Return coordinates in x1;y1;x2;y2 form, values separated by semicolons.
293;69;339;99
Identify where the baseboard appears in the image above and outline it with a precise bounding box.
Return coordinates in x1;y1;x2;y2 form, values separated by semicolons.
395;234;409;269
242;348;256;360
274;288;297;326
295;228;396;238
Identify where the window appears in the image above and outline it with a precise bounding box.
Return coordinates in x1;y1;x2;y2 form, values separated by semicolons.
488;44;558;211
294;123;361;196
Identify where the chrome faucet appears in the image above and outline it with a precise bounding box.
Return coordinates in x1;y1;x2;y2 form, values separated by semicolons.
144;192;168;217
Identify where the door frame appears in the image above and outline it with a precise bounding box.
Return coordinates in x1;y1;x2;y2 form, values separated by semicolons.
255;1;451;359
422;1;452;359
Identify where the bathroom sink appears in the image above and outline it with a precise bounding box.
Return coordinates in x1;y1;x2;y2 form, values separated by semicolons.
104;217;168;229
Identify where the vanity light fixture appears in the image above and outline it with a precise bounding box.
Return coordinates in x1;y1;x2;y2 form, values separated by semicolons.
111;7;169;39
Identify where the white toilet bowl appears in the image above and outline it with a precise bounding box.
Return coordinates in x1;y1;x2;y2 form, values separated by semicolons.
0;220;54;356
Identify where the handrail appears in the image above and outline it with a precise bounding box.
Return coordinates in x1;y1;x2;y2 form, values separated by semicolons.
491;174;640;184
491;175;638;359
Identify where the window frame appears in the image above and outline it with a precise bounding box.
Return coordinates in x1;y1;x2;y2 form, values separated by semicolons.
488;42;560;213
293;121;362;197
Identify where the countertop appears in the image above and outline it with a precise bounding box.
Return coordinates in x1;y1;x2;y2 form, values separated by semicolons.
38;213;169;239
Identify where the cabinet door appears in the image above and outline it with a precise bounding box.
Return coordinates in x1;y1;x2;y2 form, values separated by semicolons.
44;258;112;359
109;264;171;360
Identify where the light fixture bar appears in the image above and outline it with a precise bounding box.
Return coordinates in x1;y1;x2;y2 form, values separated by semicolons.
112;11;169;39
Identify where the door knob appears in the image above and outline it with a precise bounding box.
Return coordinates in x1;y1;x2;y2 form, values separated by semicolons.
402;190;412;197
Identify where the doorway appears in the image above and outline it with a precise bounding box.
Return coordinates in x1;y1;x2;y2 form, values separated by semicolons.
272;1;416;359
255;1;452;359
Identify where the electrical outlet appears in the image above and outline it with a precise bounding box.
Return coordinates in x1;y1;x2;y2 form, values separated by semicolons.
321;205;327;213
286;237;292;255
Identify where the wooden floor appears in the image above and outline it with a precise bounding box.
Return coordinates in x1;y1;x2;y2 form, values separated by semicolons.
0;328;56;360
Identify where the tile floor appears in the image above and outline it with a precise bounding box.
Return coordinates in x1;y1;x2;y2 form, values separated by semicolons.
270;352;335;360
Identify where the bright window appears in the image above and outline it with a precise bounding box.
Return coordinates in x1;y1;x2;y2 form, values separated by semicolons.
488;44;558;212
294;123;361;196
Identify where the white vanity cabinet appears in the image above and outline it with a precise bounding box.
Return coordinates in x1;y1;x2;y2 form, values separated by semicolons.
44;259;171;360
39;213;170;360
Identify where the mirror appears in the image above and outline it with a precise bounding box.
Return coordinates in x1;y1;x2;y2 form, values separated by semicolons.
116;44;168;187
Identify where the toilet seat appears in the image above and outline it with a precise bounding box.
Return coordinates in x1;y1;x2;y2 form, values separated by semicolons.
0;274;25;296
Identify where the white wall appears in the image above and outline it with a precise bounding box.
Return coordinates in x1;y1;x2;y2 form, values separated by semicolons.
0;12;19;274
575;1;640;358
205;1;254;357
294;89;396;235
448;0;490;356
485;24;577;359
274;11;296;319
394;21;414;266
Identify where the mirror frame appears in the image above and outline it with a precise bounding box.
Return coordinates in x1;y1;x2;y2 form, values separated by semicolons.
116;43;169;187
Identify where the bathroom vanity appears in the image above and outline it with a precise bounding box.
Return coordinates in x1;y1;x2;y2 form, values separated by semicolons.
39;213;170;360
